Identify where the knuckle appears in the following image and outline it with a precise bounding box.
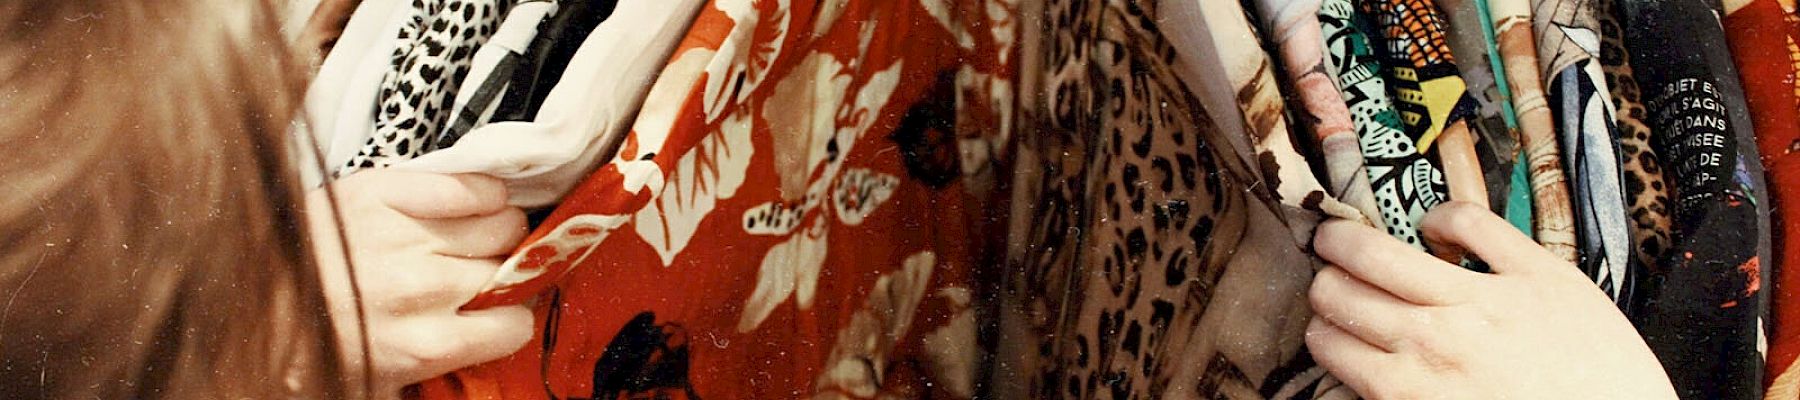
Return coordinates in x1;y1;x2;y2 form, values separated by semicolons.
1434;202;1485;232
406;326;472;364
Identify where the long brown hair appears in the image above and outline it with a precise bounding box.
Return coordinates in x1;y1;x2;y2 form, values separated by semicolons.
0;0;349;398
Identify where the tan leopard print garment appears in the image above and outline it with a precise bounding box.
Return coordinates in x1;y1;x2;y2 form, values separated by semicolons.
996;0;1354;398
1593;0;1673;271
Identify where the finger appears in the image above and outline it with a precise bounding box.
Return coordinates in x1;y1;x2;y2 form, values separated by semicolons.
386;305;534;383
1421;201;1558;275
366;256;500;316
1309;266;1429;352
1306;317;1402;397
375;172;511;219
420;206;529;258
1314;219;1483;305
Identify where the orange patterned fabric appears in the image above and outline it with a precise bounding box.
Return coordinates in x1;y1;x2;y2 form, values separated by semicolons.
1361;0;1477;152
417;0;1018;398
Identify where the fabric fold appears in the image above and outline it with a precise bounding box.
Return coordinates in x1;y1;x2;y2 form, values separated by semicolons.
1358;0;1491;221
1318;0;1450;248
488;0;621;124
1485;0;1580;261
1594;0;1674;276
1247;0;1387;233
295;0;408;188
433;0;559;149
338;0;514;175
395;0;706;208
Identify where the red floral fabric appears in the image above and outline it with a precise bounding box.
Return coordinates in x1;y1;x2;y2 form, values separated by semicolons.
417;0;1019;398
1723;0;1800;396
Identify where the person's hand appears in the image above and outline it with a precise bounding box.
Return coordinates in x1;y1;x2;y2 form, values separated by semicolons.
1306;202;1676;399
307;170;533;398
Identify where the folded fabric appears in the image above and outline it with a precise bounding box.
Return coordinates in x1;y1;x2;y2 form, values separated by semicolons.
1720;0;1800;395
421;0;1020;398
431;0;559;149
294;0;406;188
1595;0;1674;274
1168;0;1369;231
997;0;1356;396
395;0;706;208
1485;0;1579;260
1246;0;1387;233
1439;0;1528;218
338;0;513;175
1620;0;1776;398
1318;0;1449;249
1530;0;1635;304
1359;0;1491;221
488;0;620;123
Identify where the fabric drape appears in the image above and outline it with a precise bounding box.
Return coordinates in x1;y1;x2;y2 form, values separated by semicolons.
425;0;1020;398
339;0;514;175
1246;0;1387;233
1319;0;1450;248
394;0;704;208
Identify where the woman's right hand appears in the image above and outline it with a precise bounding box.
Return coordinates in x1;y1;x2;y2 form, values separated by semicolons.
307;170;534;398
1306;203;1676;400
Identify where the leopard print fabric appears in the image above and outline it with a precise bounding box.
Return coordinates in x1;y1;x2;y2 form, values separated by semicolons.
998;0;1350;398
1594;0;1672;271
339;0;514;176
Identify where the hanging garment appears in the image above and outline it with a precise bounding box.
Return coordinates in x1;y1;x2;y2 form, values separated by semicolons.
296;0;408;188
1439;0;1529;220
1619;0;1776;398
1318;0;1450;249
1358;0;1490;213
1530;0;1635;304
338;0;514;176
1721;0;1800;396
487;0;620;124
1484;0;1580;261
394;0;707;209
431;0;559;149
992;0;1352;397
1171;0;1368;227
421;0;1020;398
1594;0;1674;274
1245;0;1386;232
